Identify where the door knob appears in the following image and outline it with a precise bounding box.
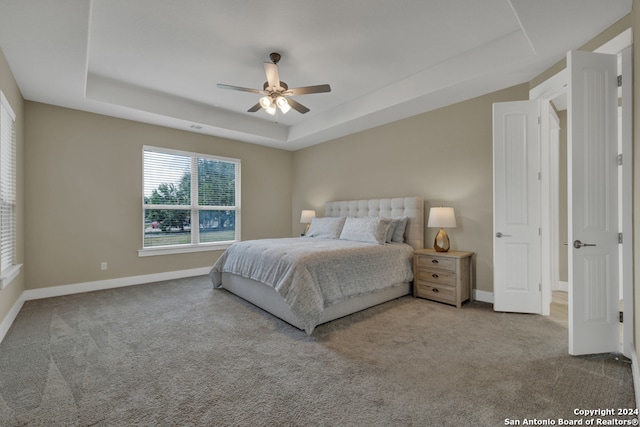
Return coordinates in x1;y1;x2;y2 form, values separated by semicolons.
496;232;512;238
573;240;596;249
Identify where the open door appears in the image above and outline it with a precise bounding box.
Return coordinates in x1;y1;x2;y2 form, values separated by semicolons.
493;100;542;314
567;50;619;356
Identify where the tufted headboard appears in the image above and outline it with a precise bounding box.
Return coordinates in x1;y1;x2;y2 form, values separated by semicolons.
324;197;424;250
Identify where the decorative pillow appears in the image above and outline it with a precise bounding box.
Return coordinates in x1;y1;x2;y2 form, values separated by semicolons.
339;216;393;245
305;216;347;239
391;216;409;243
385;218;400;243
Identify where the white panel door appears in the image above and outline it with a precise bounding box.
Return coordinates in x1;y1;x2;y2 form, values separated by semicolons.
493;100;542;313
567;50;619;355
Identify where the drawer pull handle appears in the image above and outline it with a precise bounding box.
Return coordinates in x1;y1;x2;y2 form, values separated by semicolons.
432;288;439;293
432;274;439;278
431;259;439;264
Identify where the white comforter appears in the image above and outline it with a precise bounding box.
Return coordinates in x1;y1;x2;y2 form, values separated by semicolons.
209;237;414;333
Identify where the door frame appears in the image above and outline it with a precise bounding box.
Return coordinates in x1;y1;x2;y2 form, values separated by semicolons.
531;73;566;318
540;101;561;316
617;44;633;358
529;29;633;358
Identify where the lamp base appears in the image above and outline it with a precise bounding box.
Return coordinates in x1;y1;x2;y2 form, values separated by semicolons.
434;228;450;252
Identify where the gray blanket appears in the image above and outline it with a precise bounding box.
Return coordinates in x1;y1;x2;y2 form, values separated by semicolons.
209;237;414;333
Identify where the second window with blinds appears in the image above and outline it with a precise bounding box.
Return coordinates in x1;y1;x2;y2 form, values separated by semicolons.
0;91;19;289
140;146;241;256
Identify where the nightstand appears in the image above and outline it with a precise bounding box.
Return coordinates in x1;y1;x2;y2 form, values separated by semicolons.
413;248;474;308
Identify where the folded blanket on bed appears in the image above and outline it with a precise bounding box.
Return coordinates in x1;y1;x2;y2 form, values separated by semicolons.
209;237;414;334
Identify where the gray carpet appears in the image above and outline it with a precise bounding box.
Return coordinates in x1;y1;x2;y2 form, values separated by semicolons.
0;276;634;426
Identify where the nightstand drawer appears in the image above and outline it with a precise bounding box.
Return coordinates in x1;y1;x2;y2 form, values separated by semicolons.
415;255;455;271
415;268;455;286
415;281;456;304
413;249;474;308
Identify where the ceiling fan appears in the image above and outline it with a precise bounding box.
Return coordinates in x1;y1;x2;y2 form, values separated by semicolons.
217;52;331;115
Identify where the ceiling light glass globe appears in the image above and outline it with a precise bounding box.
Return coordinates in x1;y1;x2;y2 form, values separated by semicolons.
276;96;291;114
259;96;272;109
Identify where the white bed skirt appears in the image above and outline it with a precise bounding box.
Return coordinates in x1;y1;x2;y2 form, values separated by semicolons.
220;272;411;331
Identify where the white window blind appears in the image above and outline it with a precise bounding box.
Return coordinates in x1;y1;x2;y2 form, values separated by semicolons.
0;92;16;286
142;146;240;252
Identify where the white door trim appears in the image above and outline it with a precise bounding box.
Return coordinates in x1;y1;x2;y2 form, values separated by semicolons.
531;83;567;318
540;105;560;316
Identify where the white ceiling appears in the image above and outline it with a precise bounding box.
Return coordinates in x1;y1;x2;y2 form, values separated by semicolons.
0;0;632;150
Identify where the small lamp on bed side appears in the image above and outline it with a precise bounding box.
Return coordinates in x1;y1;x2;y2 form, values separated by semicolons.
427;207;457;252
300;210;316;236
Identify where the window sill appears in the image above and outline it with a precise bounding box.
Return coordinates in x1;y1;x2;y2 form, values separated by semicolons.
138;242;234;257
0;263;22;290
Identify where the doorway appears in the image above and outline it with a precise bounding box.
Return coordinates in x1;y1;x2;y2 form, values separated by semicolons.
532;38;633;357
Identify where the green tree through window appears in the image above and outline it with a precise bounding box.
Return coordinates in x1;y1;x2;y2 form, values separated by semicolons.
143;147;240;249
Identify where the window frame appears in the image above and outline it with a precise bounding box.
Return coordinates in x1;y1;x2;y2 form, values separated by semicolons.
138;145;241;257
0;91;21;289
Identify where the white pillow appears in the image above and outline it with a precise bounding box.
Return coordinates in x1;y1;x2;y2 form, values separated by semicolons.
339;217;393;245
306;216;346;239
392;216;409;243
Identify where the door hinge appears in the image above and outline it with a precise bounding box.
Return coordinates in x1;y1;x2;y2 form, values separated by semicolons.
619;233;623;244
538;228;541;236
618;75;623;87
538;171;541;180
618;154;623;166
620;311;624;323
537;116;541;125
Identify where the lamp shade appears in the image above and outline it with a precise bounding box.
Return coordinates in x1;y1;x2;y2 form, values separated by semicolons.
300;210;316;224
427;207;457;228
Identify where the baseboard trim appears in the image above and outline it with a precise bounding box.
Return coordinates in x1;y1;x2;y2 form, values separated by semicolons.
23;267;211;301
0;292;26;344
553;281;569;292
473;289;494;304
0;267;211;345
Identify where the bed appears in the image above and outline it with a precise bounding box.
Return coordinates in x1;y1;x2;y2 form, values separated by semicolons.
209;197;424;333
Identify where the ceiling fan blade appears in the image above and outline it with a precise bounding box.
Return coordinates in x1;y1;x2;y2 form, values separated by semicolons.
247;103;261;113
287;98;310;114
217;84;266;94
287;84;331;96
264;62;280;89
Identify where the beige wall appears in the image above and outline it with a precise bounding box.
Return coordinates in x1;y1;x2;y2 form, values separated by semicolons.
0;47;24;326
292;84;529;293
24;102;293;289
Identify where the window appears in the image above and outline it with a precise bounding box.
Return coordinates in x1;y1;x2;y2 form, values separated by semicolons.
140;146;240;256
0;92;19;289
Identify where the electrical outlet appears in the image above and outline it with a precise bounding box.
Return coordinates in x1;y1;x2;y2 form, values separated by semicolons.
101;262;107;271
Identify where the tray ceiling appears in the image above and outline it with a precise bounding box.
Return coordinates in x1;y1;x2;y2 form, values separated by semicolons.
0;0;632;150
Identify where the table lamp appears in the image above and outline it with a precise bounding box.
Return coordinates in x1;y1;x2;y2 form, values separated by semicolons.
300;210;316;235
427;207;457;252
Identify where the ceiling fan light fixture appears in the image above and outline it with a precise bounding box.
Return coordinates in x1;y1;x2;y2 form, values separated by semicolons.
259;96;273;109
276;96;291;114
265;105;277;115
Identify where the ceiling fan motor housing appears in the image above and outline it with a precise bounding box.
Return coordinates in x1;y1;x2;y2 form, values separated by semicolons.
263;81;288;91
269;52;281;64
